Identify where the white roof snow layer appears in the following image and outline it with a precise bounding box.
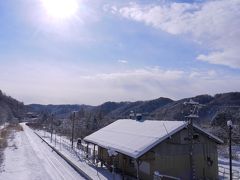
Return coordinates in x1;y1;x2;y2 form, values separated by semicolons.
84;119;223;159
84;119;187;158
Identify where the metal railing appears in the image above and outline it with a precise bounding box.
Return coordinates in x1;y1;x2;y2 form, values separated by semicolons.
153;172;181;180
38;130;97;163
219;165;240;179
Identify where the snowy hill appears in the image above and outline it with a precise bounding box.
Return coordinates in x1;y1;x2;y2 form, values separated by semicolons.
26;92;240;142
0;90;24;124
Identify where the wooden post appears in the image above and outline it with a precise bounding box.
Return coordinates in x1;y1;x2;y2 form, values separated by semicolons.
136;159;139;180
50;114;53;143
112;156;115;180
122;156;126;180
93;144;96;164
228;121;233;180
86;143;89;158
71;112;76;149
100;148;103;167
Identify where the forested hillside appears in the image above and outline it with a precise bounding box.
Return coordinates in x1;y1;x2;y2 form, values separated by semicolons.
27;92;240;142
0;90;24;123
1;90;239;142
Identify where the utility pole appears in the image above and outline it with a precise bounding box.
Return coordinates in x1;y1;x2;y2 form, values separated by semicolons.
227;120;233;180
43;126;46;137
60;133;62;151
184;99;202;180
50;114;53;143
17;102;19;122
54;130;57;146
17;102;21;123
71;111;76;149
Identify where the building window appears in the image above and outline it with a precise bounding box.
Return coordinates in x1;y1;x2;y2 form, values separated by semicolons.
129;159;134;167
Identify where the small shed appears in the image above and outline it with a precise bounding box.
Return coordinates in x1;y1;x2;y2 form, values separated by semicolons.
84;119;223;179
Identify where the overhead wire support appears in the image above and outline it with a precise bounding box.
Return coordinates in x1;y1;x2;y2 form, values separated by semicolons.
71;111;77;149
184;99;204;180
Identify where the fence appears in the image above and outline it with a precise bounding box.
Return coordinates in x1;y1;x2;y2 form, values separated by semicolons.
39;130;240;180
38;130;98;164
218;165;240;179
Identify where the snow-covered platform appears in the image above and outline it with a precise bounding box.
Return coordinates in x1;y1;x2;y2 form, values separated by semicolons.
34;129;122;180
0;123;85;180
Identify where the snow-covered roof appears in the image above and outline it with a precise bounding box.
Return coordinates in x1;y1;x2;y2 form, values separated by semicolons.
84;119;223;159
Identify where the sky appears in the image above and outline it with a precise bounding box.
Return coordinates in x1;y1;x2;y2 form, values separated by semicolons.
0;0;239;105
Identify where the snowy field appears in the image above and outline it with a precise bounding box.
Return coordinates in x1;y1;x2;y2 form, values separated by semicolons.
0;123;85;180
36;128;240;180
1;123;239;180
0;123;8;130
218;145;240;179
35;129;122;180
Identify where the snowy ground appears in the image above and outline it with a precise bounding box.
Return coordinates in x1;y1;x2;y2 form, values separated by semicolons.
0;123;8;130
35;129;122;180
37;129;240;180
0;123;85;180
218;145;240;179
218;158;240;179
1;123;239;180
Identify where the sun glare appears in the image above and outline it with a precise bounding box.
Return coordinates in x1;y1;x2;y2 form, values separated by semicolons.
42;0;79;20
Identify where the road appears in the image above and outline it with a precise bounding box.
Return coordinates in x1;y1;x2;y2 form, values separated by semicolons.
0;123;85;180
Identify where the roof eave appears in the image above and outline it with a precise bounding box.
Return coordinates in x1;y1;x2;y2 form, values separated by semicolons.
193;124;224;144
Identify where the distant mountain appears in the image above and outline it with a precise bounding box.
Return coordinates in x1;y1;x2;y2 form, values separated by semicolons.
25;104;93;118
0;90;24;123
152;93;240;123
95;97;174;119
26;92;240;124
4;90;240;142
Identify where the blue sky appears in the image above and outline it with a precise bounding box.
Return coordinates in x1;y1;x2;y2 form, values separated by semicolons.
0;0;239;105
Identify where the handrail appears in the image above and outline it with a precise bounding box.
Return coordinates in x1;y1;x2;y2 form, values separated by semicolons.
154;172;181;180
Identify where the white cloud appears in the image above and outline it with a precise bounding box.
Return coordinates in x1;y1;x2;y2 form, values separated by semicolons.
110;0;240;68
118;59;128;64
1;60;239;105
